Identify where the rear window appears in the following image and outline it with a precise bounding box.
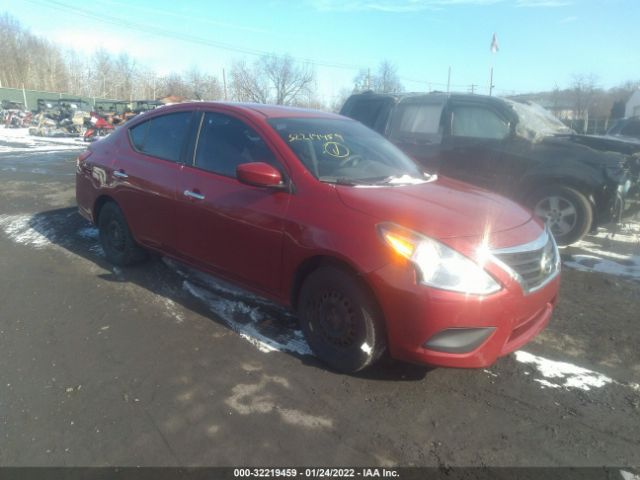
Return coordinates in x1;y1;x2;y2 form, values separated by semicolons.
388;101;444;142
128;112;192;162
344;97;390;132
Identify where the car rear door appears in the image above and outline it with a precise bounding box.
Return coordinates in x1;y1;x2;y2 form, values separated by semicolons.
175;110;291;295
111;110;195;252
386;97;447;174
439;100;511;190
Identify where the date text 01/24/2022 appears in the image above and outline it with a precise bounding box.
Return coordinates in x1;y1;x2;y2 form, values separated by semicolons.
233;468;399;477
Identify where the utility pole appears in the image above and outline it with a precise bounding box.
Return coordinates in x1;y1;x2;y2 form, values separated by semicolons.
222;68;228;101
22;84;28;110
470;84;477;94
489;67;494;96
446;67;451;93
152;76;157;101
367;68;371;90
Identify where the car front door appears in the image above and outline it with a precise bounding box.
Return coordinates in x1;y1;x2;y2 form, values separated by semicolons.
176;110;291;295
439;102;511;190
112;110;195;251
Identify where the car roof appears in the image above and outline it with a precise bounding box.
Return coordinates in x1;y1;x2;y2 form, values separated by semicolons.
160;101;345;120
347;91;506;105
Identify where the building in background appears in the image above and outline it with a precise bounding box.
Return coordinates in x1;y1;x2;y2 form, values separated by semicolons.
625;90;640;118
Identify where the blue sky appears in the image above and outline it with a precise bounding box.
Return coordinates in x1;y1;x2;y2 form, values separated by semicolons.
1;0;638;100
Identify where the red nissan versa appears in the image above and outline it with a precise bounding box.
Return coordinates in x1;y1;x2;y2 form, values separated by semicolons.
76;102;561;373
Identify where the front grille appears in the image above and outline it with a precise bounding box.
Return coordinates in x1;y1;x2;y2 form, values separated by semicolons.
492;230;560;294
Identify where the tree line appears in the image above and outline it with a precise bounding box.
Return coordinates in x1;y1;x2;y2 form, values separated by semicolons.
0;13;317;106
1;11;637;120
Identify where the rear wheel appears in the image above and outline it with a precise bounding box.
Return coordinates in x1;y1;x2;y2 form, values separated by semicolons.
529;185;592;245
298;266;386;373
98;202;147;266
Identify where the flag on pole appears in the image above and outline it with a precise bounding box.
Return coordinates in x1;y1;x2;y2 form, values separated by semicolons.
490;33;499;53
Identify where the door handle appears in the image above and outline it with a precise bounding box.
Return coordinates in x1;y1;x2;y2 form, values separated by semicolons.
184;190;205;201
113;170;128;179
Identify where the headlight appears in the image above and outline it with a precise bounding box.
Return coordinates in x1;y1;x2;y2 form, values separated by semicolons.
378;223;501;296
605;161;627;182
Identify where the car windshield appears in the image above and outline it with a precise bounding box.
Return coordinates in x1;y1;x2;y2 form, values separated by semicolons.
268;117;428;185
507;100;575;140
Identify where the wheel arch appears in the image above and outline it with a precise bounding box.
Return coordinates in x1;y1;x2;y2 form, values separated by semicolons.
517;176;596;206
290;255;382;317
93;194;117;223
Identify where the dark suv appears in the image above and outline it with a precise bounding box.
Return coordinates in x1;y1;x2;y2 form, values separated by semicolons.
341;92;640;245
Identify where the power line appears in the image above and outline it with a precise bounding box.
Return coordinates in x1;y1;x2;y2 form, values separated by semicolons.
24;0;522;95
28;0;365;71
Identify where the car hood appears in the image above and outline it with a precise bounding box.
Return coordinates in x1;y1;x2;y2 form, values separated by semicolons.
336;176;533;240
546;134;640;159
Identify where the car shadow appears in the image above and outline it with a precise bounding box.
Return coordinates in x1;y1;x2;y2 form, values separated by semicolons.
26;207;431;381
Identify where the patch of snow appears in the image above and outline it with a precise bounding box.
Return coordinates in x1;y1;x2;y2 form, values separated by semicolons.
620;470;640;480
0;214;55;248
77;227;98;240
564;254;640;280
515;351;613;391
563;219;640;280
182;280;311;356
0;127;85;154
161;298;185;324
162;257;282;309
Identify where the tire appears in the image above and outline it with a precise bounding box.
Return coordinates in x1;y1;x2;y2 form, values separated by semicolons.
528;185;593;246
97;202;147;266
298;266;386;373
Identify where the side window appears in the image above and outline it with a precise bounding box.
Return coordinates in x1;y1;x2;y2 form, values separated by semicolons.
621;120;640;137
194;112;278;178
128;112;192;162
129;121;148;151
347;98;388;132
451;106;509;140
388;102;444;141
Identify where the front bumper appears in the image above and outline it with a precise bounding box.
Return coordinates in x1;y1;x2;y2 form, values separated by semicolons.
367;258;559;369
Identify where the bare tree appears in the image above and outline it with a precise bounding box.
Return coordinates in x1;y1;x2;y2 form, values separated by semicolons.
230;59;270;103
352;69;370;92
161;73;191;99
373;60;402;94
570;74;598;121
185;66;222;100
352;60;403;94
261;54;314;105
230;54;314;105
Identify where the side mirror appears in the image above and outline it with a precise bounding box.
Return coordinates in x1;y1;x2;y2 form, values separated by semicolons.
237;162;285;188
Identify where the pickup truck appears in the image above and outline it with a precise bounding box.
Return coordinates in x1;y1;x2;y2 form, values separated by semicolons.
340;92;640;245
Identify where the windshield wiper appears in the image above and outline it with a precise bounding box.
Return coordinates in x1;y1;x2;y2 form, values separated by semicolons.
370;174;431;185
319;177;370;186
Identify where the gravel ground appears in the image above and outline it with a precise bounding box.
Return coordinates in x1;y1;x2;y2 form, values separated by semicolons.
0;129;639;469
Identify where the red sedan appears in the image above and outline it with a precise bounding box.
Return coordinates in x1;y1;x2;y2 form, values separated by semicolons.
76;102;560;373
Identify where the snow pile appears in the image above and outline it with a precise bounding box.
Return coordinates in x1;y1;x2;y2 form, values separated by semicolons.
0;127;85;153
183;280;311;355
514;351;614;391
563;220;640;281
164;257;312;356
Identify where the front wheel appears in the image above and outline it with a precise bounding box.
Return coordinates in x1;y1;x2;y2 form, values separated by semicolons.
98;202;147;266
298;266;386;373
529;185;593;245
